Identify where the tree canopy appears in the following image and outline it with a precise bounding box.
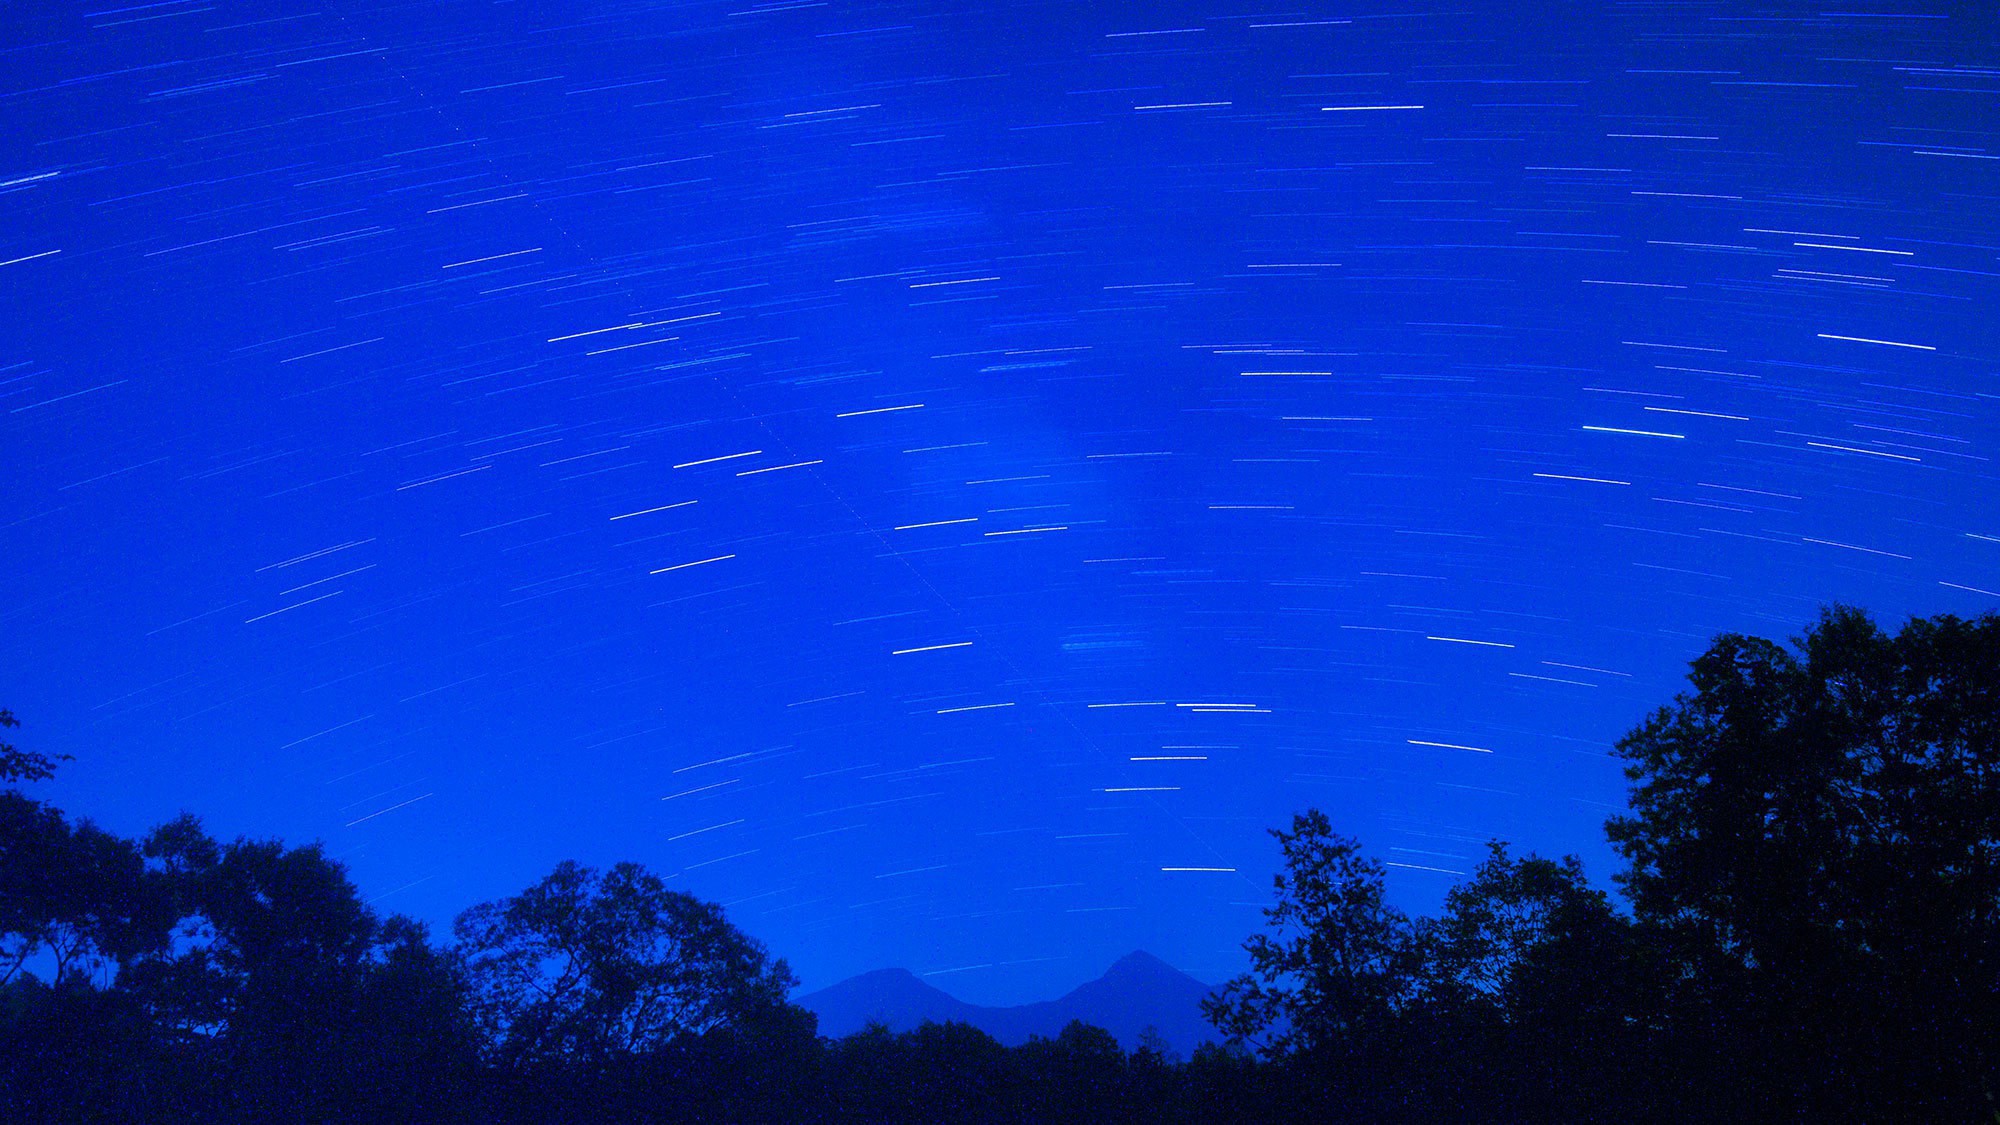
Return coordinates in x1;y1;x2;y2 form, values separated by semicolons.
1205;606;2000;1121
453;858;803;1070
1605;604;2000;1118
1200;810;1415;1063
0;709;69;786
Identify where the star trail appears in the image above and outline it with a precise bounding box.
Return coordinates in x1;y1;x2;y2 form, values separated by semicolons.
3;0;1996;1006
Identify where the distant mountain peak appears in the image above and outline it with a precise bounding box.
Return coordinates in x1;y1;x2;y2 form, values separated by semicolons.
1105;949;1174;973
800;952;1220;1058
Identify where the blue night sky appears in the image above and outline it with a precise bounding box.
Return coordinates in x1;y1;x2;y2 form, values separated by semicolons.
4;0;1996;1006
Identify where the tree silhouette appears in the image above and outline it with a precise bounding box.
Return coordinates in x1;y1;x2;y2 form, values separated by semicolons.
1017;1020;1128;1119
9;605;1998;1121
0;794;166;990
453;858;802;1072
1410;844;1602;1006
1202;809;1416;1064
1401;841;1661;1120
120;818;378;1046
0;709;69;786
0;714;177;1120
345;914;484;1118
1606;605;2000;1120
0;710;159;989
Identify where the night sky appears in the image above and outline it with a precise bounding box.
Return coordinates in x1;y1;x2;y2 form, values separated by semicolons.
5;0;1997;1007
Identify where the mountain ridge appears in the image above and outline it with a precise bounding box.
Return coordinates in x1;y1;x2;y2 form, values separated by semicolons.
798;950;1221;1058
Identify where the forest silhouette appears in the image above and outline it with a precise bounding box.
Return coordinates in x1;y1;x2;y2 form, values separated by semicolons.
4;604;1997;1122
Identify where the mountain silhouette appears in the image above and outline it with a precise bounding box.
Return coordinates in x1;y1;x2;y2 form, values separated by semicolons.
799;951;1220;1058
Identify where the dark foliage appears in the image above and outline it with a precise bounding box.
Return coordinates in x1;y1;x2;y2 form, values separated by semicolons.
0;708;70;786
1602;605;2000;1120
4;605;1997;1121
1195;606;2000;1123
454;857;800;1072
